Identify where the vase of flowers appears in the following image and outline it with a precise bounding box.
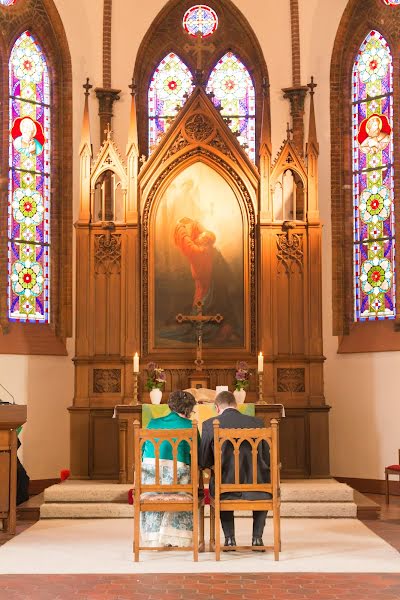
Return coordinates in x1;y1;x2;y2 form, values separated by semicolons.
146;363;166;404
233;361;250;404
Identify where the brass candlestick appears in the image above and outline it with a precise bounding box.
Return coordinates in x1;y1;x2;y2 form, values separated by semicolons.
131;372;140;406
258;371;266;404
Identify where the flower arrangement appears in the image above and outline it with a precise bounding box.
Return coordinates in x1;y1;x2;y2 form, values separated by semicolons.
145;362;166;391
234;361;250;391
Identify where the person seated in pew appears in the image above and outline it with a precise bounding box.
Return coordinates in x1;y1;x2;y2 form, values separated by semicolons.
140;390;198;548
199;390;271;551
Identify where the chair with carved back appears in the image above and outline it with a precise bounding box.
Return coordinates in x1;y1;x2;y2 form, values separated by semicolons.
133;419;204;562
385;449;400;504
210;418;281;561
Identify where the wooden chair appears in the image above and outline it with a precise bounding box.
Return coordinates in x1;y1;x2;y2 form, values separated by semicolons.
210;418;281;561
133;419;204;562
385;449;400;504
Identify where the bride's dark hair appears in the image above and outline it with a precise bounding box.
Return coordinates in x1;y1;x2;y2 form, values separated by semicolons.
168;390;196;418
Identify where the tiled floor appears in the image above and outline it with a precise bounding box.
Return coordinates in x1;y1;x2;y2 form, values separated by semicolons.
0;573;399;600
0;493;399;599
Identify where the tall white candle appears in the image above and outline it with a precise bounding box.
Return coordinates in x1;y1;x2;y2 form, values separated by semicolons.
133;352;139;373
257;352;264;373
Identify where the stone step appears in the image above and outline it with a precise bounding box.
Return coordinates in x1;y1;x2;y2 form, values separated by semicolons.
41;502;134;519
44;482;133;503
40;501;357;519
43;479;354;504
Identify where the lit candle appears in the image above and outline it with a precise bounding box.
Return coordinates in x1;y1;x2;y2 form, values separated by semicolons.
257;352;264;373
133;352;139;373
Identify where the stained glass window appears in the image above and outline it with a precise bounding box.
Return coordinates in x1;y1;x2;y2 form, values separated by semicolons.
206;52;255;162
183;5;218;37
0;0;17;5
8;31;50;323
382;0;400;5
352;31;395;321
148;53;193;154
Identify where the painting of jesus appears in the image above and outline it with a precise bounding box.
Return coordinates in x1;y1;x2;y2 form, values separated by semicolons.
153;162;245;348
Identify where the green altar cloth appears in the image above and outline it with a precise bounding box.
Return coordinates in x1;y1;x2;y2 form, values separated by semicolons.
142;403;255;432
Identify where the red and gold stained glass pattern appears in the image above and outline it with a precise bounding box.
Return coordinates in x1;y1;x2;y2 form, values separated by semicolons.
183;5;218;38
148;53;193;154
352;31;395;321
206;52;255;162
8;31;50;323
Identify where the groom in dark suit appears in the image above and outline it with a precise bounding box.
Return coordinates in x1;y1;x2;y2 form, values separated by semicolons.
199;390;271;550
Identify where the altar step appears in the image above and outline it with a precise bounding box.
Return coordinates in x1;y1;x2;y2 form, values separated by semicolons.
39;479;360;519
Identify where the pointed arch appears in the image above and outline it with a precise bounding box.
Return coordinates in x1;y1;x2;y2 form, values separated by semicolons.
148;52;193;154
8;30;51;323
134;0;269;160
330;0;400;351
352;31;395;322
0;0;72;353
206;52;255;162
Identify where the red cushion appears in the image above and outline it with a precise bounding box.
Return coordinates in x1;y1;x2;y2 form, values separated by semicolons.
386;464;400;471
128;489;133;505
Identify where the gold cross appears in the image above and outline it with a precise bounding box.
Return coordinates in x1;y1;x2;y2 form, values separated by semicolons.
176;301;223;371
184;32;215;71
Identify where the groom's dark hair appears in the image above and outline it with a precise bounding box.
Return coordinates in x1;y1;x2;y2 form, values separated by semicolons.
215;390;237;408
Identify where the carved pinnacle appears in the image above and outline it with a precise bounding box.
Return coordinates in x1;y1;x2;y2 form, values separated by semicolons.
83;77;93;98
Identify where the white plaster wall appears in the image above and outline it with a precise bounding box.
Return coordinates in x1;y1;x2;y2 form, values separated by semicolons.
3;0;398;481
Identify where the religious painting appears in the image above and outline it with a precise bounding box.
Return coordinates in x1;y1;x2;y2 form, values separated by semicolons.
153;162;245;349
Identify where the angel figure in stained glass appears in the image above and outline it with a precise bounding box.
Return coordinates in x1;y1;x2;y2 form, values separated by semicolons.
11;116;44;156
358;114;391;155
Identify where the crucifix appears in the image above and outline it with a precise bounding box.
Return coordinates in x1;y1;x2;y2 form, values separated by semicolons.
184;32;215;75
176;301;223;371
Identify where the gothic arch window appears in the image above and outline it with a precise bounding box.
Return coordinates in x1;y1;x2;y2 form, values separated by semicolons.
9;31;51;323
0;2;72;354
352;31;395;322
134;0;269;162
206;52;256;162
148;53;193;154
331;0;400;352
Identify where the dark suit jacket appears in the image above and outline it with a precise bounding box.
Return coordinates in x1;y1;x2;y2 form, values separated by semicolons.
199;408;271;500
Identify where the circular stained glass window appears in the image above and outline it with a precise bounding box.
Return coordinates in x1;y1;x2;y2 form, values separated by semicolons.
0;0;17;5
183;5;218;38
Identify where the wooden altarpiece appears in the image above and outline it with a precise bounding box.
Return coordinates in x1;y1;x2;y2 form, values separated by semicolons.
69;84;329;481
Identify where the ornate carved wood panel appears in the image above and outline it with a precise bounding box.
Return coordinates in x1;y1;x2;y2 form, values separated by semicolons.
93;369;121;393
277;368;305;393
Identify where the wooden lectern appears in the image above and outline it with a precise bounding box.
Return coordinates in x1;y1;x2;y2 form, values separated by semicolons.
0;405;27;535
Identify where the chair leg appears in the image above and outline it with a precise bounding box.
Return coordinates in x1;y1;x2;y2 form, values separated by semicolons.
199;506;205;552
210;505;215;551
273;509;280;561
193;505;199;562
134;505;140;562
215;504;221;561
385;472;390;505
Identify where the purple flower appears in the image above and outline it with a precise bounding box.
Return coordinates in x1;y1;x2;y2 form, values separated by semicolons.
155;370;166;383
235;370;247;381
147;362;157;372
236;360;249;371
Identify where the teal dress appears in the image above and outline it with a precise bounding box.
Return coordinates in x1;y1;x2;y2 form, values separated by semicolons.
140;411;198;547
142;411;195;465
